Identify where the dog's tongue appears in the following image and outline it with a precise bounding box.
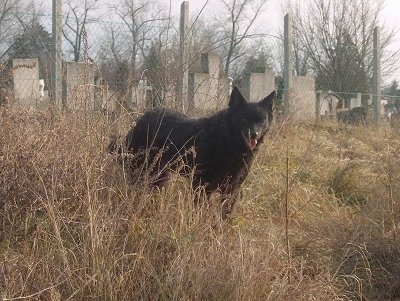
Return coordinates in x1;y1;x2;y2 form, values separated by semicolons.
250;138;257;149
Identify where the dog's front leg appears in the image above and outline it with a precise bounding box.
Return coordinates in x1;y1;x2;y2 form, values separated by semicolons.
220;186;240;220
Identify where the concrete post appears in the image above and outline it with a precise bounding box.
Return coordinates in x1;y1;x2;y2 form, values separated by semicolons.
373;26;381;124
52;0;63;109
284;13;293;117
177;1;189;111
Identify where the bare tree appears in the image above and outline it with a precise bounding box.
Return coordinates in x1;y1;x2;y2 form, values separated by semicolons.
0;0;23;60
0;0;44;105
212;0;270;77
293;0;399;94
99;0;170;110
0;0;44;61
63;0;100;62
110;0;169;79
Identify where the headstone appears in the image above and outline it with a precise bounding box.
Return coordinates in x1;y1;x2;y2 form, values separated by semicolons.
241;67;275;102
317;91;340;118
291;75;316;120
188;53;225;111
349;93;362;109
13;58;40;108
62;61;94;110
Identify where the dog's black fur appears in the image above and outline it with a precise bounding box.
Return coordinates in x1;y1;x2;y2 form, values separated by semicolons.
112;86;275;218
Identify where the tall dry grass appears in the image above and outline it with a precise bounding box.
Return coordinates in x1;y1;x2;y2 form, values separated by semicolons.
1;107;400;300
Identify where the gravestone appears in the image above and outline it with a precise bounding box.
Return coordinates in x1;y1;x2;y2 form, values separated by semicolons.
291;75;316;120
62;61;94;110
316;91;341;118
350;93;362;109
188;53;226;111
13;58;40;108
241;67;275;102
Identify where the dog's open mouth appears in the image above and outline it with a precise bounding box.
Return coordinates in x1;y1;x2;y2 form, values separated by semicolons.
249;138;257;149
242;131;258;150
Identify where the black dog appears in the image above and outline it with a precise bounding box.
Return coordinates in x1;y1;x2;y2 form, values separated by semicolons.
112;87;275;218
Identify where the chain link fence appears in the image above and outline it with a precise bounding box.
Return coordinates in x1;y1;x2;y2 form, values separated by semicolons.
0;1;399;123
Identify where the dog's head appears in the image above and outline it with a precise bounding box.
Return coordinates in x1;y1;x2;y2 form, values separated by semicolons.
228;86;275;152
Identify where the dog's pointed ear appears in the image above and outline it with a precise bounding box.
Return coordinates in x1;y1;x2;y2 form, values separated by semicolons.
258;90;275;114
229;86;247;108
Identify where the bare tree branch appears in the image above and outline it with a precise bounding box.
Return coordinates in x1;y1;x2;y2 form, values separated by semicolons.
292;0;399;94
63;0;99;62
213;0;270;77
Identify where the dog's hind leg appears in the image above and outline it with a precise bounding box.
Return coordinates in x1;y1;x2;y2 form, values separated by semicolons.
220;187;241;220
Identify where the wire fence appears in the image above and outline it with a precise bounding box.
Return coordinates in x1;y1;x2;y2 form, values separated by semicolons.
0;1;399;123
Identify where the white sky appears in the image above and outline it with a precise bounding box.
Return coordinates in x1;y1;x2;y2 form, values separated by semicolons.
39;0;400;52
182;0;400;52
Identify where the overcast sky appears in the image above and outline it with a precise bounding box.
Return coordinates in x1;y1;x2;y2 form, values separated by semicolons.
182;0;400;52
40;0;400;52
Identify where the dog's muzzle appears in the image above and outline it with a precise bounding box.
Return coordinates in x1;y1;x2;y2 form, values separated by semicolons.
242;130;258;150
249;132;258;148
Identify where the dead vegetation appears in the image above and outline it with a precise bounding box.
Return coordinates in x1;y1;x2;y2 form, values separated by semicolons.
1;108;400;300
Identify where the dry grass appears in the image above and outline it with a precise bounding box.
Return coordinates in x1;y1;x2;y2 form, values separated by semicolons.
1;107;400;300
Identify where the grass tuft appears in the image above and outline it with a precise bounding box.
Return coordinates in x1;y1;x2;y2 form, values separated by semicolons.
1;109;400;300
